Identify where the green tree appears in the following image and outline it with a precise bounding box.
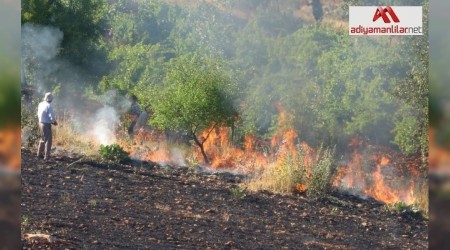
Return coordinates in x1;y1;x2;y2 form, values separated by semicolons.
170;4;241;59
151;54;238;163
22;0;109;93
391;3;428;159
106;0;177;46
99;42;165;110
22;0;107;66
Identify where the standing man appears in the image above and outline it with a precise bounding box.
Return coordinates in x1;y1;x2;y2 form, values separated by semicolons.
37;92;57;160
127;95;141;137
127;94;150;138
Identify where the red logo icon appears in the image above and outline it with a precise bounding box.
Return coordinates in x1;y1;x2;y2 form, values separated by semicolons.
373;6;400;23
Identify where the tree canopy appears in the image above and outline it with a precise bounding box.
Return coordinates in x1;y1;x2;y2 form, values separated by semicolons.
151;54;238;163
21;0;429;158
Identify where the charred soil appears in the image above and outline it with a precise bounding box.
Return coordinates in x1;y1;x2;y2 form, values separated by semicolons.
21;149;427;249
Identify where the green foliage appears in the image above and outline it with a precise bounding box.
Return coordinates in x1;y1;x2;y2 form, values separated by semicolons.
22;215;30;226
22;0;109;93
107;0;176;46
152;54;237;130
21;98;40;148
99;1;182;110
171;4;242;58
245;145;306;194
267;154;306;193
392;108;421;154
383;201;425;218
245;150;307;194
22;0;107;66
245;143;335;198
99;144;130;163
230;187;247;200
22;0;428;161
239;24;415;148
151;54;238;162
391;3;428;158
100;42;164;110
88;199;98;207
307;146;335;198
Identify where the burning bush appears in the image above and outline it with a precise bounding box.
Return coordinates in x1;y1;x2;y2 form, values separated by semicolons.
245;155;297;193
306;146;336;198
243;134;337;198
99;144;131;164
150;55;238;164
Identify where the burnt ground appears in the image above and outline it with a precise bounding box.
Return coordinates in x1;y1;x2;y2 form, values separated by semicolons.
21;149;428;249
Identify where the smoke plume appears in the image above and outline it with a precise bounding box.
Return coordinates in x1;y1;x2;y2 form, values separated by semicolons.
21;23;63;91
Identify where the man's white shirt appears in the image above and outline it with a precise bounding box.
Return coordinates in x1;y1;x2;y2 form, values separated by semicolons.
37;101;56;124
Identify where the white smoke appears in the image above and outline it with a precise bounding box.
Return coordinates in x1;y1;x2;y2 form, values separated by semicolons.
21;23;63;91
99;90;131;114
89;106;120;146
21;24;130;148
84;91;132;146
170;148;187;167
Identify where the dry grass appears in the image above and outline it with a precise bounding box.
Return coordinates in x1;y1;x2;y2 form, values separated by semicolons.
414;180;429;216
245;145;335;198
383;178;428;216
307;146;335;198
52;120;98;157
245;150;307;194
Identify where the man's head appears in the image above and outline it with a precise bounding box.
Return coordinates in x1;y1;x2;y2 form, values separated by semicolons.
130;94;138;103
44;92;53;102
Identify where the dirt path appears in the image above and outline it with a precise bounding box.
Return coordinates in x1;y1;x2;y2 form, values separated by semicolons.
21;149;427;249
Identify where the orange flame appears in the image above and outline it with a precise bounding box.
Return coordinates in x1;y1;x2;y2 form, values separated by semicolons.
194;103;305;173
145;146;172;164
192;103;319;193
365;156;400;204
336;140;365;190
333;140;420;205
194;126;268;171
119;103;421;206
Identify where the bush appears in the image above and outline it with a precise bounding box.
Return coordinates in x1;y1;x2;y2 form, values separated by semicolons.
99;144;131;163
383;202;415;212
230;187;247;200
245;145;308;193
21;98;40;148
307;145;335;198
245;144;336;198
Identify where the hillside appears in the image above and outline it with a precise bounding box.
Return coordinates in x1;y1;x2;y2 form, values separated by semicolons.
21;149;427;249
166;0;346;26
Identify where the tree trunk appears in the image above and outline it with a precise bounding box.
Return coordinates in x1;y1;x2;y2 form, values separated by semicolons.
198;143;209;164
192;132;209;164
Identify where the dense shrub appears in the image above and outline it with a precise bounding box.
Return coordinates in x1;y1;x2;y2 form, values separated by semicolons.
99;144;131;163
21;98;40;148
306;146;335;198
245;144;335;197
